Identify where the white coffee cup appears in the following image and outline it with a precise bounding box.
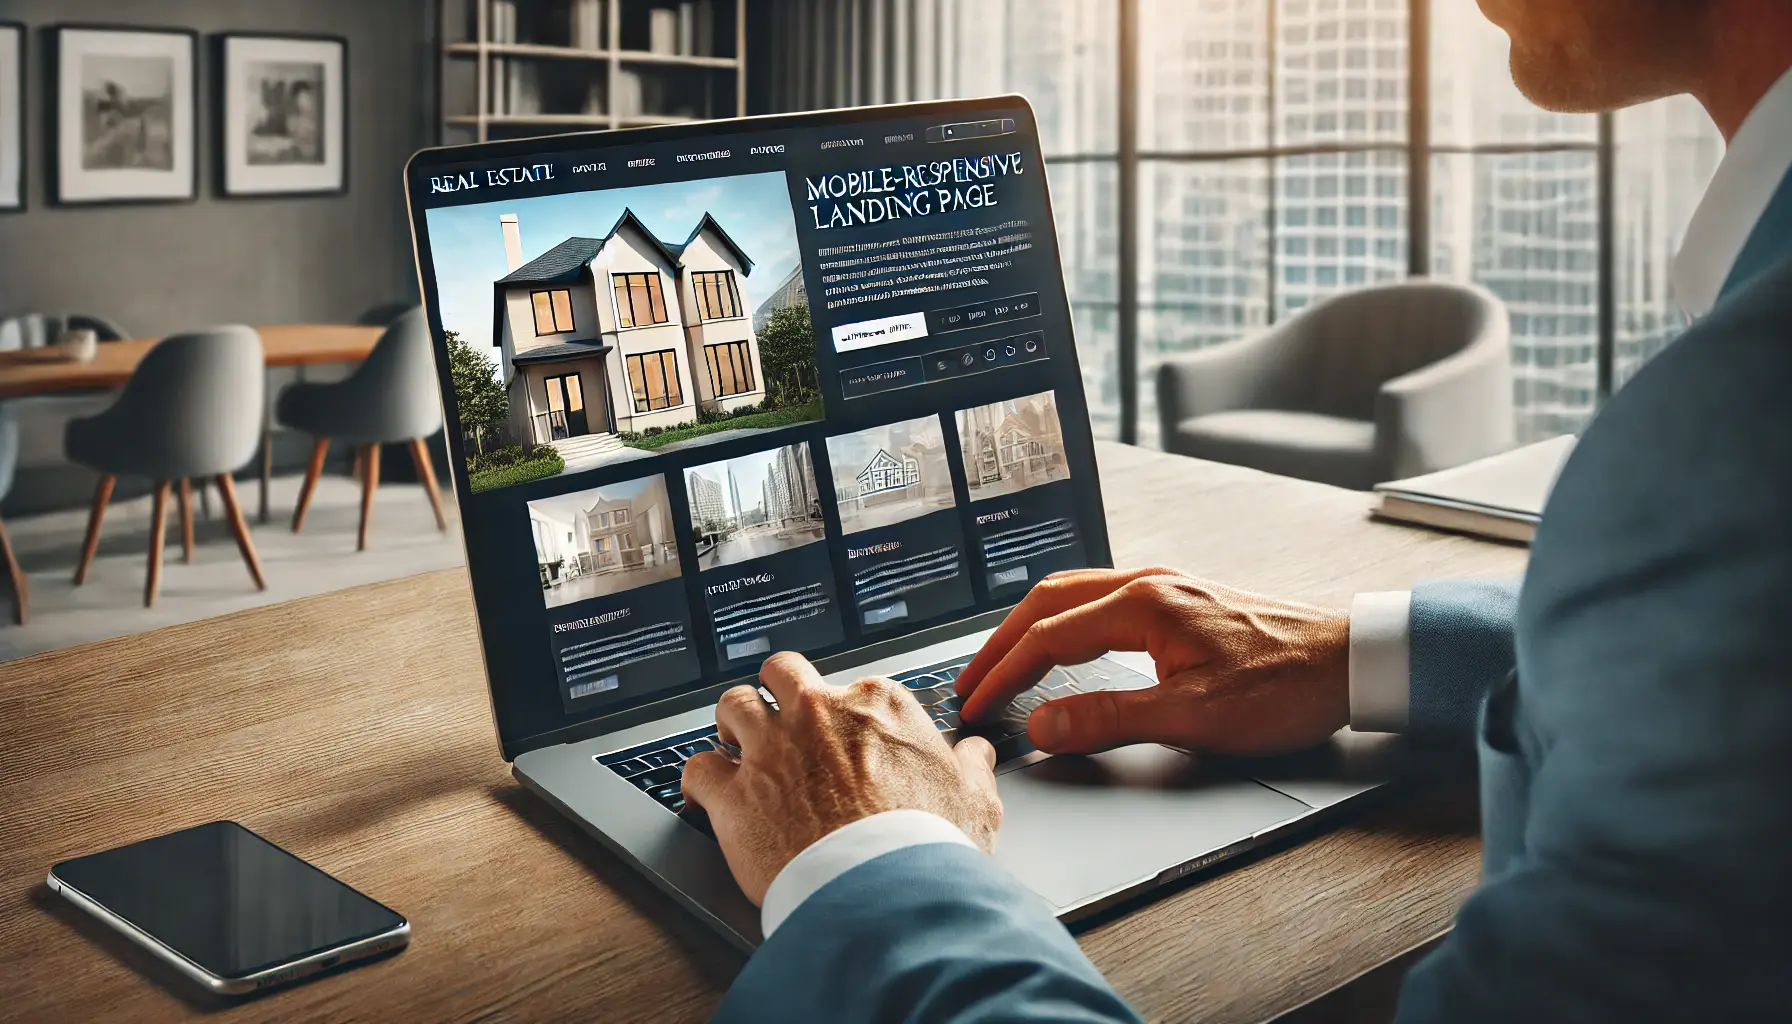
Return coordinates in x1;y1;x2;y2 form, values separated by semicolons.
55;328;98;363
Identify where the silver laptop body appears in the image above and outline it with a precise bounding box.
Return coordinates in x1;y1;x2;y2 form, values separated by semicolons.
406;97;1389;952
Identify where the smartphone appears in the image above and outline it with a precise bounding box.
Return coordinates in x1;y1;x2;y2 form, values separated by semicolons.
48;820;409;995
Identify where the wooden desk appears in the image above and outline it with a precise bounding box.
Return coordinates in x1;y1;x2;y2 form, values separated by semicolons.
0;324;383;524
0;445;1527;1023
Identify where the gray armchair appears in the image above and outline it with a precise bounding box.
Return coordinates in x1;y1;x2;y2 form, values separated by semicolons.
1155;281;1515;490
277;307;446;550
65;326;268;607
0;407;25;624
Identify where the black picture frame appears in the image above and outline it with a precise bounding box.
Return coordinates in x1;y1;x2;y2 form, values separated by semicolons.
0;21;24;213
46;23;200;207
213;32;348;199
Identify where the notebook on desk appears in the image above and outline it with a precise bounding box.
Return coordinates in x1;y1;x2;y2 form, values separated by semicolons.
1372;435;1577;544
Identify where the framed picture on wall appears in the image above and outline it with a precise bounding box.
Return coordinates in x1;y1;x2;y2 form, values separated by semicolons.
0;23;23;212
49;25;198;205
217;33;346;197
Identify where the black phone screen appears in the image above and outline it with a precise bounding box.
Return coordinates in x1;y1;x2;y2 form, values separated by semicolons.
52;821;405;980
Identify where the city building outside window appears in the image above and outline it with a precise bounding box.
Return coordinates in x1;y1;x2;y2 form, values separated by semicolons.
764;0;1722;447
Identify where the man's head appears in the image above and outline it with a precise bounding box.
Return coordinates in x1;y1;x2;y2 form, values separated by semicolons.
1475;0;1714;113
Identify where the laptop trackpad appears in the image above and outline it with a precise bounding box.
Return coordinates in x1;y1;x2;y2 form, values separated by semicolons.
991;745;1313;910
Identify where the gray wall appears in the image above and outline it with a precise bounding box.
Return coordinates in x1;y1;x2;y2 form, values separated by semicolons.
0;0;437;337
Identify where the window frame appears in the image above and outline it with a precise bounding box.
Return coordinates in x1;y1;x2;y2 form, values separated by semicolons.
704;339;757;398
1044;0;1616;444
625;349;684;413
612;272;671;329
531;288;576;335
691;270;744;322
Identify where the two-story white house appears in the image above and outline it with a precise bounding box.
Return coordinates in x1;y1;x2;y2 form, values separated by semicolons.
491;208;767;466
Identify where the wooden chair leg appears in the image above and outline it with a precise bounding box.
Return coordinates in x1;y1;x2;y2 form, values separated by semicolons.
409;438;447;532
145;481;170;608
358;444;381;552
293;437;330;533
74;475;116;586
215;474;266;590
0;516;27;626
351;448;362;481
178;479;195;564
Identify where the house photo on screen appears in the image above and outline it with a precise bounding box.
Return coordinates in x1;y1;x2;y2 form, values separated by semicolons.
527;474;681;611
954;390;1084;598
425;171;819;494
826;415;955;535
827;416;973;631
957;390;1072;501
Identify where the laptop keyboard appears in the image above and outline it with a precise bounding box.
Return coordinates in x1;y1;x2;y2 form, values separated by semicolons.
595;657;1084;836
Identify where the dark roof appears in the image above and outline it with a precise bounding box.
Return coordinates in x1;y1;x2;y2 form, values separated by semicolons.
668;213;755;276
496;209;753;287
511;340;613;366
497;236;603;285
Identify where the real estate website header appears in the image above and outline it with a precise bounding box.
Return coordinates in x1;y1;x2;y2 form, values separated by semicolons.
410;108;1031;214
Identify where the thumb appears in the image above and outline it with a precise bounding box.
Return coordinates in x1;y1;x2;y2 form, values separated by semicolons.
1027;688;1173;755
952;734;999;791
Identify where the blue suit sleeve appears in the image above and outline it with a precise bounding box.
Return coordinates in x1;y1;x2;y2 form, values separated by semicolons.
716;843;1142;1024
1405;577;1519;740
1395;273;1792;1020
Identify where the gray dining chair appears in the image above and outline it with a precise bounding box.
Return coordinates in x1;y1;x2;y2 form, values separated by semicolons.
65;326;268;607
1155;280;1516;490
276;307;446;551
0;407;26;624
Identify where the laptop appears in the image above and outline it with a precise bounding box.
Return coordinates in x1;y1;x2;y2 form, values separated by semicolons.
404;96;1388;951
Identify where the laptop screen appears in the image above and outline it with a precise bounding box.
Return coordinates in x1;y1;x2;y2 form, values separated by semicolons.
407;98;1110;758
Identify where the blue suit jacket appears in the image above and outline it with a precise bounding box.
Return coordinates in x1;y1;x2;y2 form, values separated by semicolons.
718;184;1792;1023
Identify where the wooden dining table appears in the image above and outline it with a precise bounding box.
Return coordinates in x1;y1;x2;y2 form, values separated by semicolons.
0;324;383;523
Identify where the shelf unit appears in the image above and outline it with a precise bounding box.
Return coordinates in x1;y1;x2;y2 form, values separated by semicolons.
437;0;746;144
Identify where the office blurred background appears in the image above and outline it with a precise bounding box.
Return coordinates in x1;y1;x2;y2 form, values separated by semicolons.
0;0;1723;656
749;0;1724;447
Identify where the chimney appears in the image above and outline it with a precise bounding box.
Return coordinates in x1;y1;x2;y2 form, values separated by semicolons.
499;213;524;271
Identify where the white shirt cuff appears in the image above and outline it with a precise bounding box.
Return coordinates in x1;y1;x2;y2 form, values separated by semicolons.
1349;590;1412;733
760;809;976;937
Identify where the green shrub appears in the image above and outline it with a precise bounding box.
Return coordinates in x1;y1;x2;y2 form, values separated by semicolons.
620;399;824;451
468;449;565;492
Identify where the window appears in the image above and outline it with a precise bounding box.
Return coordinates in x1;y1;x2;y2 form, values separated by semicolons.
769;0;1713;449
613;273;669;328
626;350;683;412
531;289;575;335
705;340;756;398
691;270;743;321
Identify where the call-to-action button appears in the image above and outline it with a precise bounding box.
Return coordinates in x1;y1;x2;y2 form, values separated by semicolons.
831;311;930;353
840;356;927;399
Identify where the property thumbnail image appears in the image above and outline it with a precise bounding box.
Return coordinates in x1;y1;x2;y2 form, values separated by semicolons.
685;442;826;570
826;415;956;535
528;475;682;610
956;391;1072;501
425;171;821;493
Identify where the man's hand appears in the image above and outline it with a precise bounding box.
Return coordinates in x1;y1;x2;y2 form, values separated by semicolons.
681;651;1003;906
955;567;1351;757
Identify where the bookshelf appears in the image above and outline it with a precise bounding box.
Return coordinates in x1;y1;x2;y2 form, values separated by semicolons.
437;0;746;144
